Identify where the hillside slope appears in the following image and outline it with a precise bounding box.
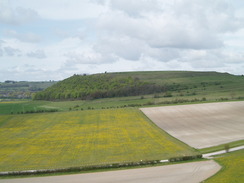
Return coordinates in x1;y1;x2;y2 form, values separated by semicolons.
34;73;164;100
34;71;244;101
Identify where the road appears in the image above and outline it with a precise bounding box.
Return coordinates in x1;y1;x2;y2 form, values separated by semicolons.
0;161;220;183
203;145;244;158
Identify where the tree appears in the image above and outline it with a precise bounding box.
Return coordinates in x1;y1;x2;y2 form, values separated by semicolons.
224;144;230;153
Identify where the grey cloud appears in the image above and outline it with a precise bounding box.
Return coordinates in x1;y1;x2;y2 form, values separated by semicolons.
0;40;5;46
172;0;243;33
4;47;21;56
64;51;115;65
147;47;181;62
147;28;223;50
53;29;70;38
5;30;41;43
98;0;242;51
98;11;223;51
94;36;145;61
109;0;160;17
0;2;39;25
91;0;107;5
1;0;243;81
27;50;46;59
0;40;4;56
178;49;228;69
0;66;61;82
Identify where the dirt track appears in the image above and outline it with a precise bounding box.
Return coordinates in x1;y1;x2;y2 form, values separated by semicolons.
141;101;244;149
0;160;220;183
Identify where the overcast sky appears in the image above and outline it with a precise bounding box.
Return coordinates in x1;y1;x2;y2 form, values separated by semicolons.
0;0;244;81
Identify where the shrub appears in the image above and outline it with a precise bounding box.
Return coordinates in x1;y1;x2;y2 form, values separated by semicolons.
0;160;162;176
164;92;173;97
169;155;202;162
202;97;207;101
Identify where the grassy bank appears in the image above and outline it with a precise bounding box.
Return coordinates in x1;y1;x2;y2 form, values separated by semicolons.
199;140;244;154
203;149;244;183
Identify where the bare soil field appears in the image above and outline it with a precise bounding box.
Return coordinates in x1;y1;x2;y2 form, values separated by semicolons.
0;160;220;183
141;101;244;149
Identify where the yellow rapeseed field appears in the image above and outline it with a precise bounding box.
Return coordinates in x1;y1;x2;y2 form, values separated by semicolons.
0;108;198;171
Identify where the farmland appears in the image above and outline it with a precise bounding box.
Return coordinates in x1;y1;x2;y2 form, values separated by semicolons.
0;71;243;182
204;149;244;183
0;108;198;172
141;101;244;148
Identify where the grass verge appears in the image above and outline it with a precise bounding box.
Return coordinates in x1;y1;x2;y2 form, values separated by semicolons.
0;158;206;179
203;149;244;183
199;140;244;154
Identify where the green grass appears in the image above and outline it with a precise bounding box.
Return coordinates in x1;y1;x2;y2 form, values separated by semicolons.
111;71;244;99
0;108;198;172
1;95;244;115
203;149;244;183
0;100;49;115
199;140;244;154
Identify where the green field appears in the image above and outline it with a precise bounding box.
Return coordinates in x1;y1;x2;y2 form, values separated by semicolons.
1;71;244;115
204;149;244;183
0;108;198;172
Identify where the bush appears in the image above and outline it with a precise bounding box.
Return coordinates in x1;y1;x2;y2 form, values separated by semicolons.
164;92;173;97
202;97;207;101
144;101;154;106
169;154;202;162
154;94;160;98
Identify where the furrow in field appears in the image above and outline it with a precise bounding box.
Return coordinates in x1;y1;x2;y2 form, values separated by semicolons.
141;101;244;149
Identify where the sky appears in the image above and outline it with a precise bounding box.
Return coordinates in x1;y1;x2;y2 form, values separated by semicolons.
0;0;244;81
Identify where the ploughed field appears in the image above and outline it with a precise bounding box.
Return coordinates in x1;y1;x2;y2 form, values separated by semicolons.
141;101;244;149
0;108;198;172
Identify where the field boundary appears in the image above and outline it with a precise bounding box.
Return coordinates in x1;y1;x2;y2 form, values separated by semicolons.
0;154;203;177
1;145;243;177
1;146;243;178
0;160;161;176
202;145;244;158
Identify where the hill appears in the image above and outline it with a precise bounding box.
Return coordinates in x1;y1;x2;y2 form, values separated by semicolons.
33;71;244;101
33;73;165;100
